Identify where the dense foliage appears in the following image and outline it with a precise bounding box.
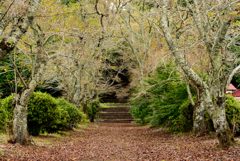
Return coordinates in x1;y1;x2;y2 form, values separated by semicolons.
0;55;31;97
87;101;99;122
57;98;85;129
0;92;86;136
131;63;190;128
131;63;240;134
225;94;240;135
0;104;8;132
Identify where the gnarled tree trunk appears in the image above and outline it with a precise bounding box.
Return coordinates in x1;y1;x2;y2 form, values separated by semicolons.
13;22;46;144
202;88;235;147
187;81;205;135
193;95;205;135
160;0;235;148
13;80;37;144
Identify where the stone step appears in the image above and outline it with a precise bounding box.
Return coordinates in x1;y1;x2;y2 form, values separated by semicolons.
98;113;133;119
101;103;132;107
95;119;134;123
98;107;130;113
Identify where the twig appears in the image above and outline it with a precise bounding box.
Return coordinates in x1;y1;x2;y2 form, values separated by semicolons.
9;56;28;89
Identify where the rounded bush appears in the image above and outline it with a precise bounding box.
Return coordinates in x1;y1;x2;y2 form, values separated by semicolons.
0;105;8;131
86;101;99;122
0;94;14;118
0;94;15;132
27;92;63;135
57;98;84;129
0;92;74;136
172;98;194;132
225;95;240;134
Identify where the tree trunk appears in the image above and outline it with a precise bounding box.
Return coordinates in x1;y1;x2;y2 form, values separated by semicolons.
203;89;235;147
13;60;45;144
214;96;235;147
187;81;205;135
13;80;37;144
193;94;205;135
83;103;88;114
72;84;81;108
139;65;144;91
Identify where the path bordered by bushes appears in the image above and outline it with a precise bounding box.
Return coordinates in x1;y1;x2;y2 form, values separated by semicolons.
1;122;240;160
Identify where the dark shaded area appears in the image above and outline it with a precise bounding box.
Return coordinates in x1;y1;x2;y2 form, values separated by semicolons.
99;50;132;103
37;81;63;98
100;68;131;103
231;78;240;89
39;88;63;98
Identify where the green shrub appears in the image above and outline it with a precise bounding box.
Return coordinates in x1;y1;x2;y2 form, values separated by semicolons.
130;98;151;125
57;98;84;128
130;62;189;128
171;94;240;133
0;92;86;136
27;92;63;135
0;94;14;118
0;105;8;132
0;94;15;132
225;95;240;135
87;101;99;122
172;98;194;132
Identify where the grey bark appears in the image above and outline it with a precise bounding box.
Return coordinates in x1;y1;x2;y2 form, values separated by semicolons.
187;81;205;135
13;63;45;144
202;89;234;147
193;88;205;135
72;76;81;108
160;0;235;147
13;22;46;145
186;79;195;107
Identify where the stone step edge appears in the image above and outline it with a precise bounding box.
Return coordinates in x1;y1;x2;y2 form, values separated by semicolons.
97;112;131;114
97;112;132;114
95;119;134;121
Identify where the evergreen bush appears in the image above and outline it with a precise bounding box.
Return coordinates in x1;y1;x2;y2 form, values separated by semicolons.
0;94;14;132
87;101;99;122
130;62;240;134
225;95;240;135
131;98;151;125
172;98;194;132
130;62;189;128
57;98;84;129
0;92;85;136
27;92;63;135
0;105;8;132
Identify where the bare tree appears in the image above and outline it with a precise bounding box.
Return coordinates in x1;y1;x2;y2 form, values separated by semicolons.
160;0;240;147
118;1;156;91
0;0;41;61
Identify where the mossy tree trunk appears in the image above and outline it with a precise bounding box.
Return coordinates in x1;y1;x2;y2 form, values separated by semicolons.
13;80;37;144
202;88;235;147
187;80;205;135
193;95;205;135
13;22;46;145
1;0;42;144
160;0;237;148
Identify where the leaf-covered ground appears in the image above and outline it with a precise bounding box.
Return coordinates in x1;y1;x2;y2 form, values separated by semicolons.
1;123;240;160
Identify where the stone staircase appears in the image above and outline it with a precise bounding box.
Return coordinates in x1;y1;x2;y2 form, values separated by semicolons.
96;103;134;123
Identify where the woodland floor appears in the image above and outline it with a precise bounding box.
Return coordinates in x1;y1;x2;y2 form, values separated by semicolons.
1;123;240;160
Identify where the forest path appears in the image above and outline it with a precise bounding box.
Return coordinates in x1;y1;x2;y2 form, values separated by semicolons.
1;123;240;160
